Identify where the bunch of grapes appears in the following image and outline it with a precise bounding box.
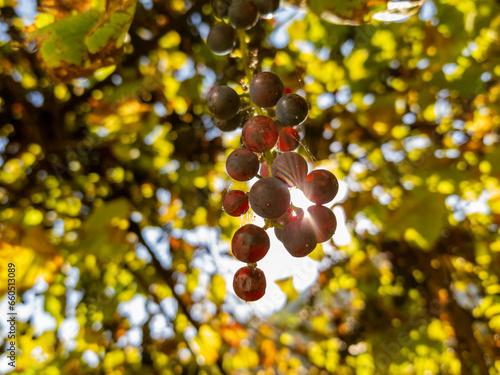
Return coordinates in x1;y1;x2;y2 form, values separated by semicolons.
205;0;340;302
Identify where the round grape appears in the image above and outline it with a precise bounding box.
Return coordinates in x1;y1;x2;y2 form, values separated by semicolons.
207;24;236;55
207;86;240;120
282;220;317;257
255;0;279;16
249;72;284;108
271;152;308;188
277;126;300;151
226;148;259;181
223;190;249;216
307;205;337;242
228;0;259;30
302;170;339;204
212;0;231;18
276;93;309;126
232;224;270;262
249;177;290;218
233;266;266;302
242;116;279;153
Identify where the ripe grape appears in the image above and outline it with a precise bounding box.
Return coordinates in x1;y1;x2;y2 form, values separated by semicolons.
249;177;290;218
307;205;337;242
212;0;231;18
277;126;300;152
302;169;339;204
207;24;236;55
242;115;279;153
208;85;240;120
223;190;249;216
232;224;270;262
226;148;259;181
249;72;284;108
228;0;259;30
255;0;280;16
282;219;317;257
271;152;308;188
276;93;309;126
233;266;266;301
214;109;251;132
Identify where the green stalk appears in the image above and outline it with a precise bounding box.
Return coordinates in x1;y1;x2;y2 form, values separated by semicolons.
237;29;264;116
264;151;274;176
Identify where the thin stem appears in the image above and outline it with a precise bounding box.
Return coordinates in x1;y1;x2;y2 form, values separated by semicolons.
237;28;264;116
264;151;274;176
263;219;284;230
237;29;253;81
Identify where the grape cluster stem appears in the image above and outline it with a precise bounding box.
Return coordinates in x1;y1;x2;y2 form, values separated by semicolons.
237;29;264;116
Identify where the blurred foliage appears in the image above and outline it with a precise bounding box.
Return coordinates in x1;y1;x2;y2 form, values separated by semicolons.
0;0;499;374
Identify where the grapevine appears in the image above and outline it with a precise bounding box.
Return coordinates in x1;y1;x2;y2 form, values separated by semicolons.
206;0;341;301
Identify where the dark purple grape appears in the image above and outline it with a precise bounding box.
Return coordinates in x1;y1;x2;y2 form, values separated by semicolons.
307;205;337;242
249;177;290;218
226;148;259;181
249;72;284;108
302;170;339;204
271;152;308;188
223;190;249;216
255;0;280;16
282;219;317;257
207;24;236;55
228;0;259;30
208;86;240;120
214;109;251;132
277;126;300;151
232;224;270;262
233;266;266;301
212;0;231;18
242;116;279;153
276;93;309;126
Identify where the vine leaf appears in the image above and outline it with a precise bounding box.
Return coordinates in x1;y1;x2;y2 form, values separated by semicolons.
284;0;426;24
27;0;136;82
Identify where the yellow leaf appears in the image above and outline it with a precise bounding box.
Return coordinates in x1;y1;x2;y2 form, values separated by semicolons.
260;339;276;368
275;277;299;301
311;315;331;334
210;274;226;305
17;329;56;371
220;322;247;348
231;347;259;369
103;350;125;369
194;325;221;365
0;227;61;293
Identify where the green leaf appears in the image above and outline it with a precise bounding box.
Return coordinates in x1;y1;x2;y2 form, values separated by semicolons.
85;2;136;53
29;0;136;82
